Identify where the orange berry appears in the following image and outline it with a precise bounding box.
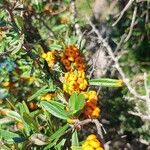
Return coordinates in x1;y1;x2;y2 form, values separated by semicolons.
16;122;23;130
28;102;38;110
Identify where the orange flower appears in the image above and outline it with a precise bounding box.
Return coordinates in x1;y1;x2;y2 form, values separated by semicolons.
64;45;79;61
83;99;100;118
74;56;86;71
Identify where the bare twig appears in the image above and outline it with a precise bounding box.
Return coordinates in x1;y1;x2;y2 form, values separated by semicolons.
124;6;138;42
103;34;127;75
128;111;150;121
144;73;150;113
88;19;147;101
136;0;149;2
112;0;134;26
78;118;104;140
89;46;101;79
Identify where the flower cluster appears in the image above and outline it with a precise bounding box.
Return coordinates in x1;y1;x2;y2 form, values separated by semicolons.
82;134;104;150
42;51;56;68
41;93;55;101
82;90;98;101
62;45;88;95
63;71;88;95
81;90;100;118
61;45;85;71
84;98;100;118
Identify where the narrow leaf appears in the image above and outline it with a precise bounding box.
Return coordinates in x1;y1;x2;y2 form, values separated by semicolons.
27;85;48;101
44;124;69;150
49;124;69;141
0;129;20;142
71;130;80;150
23;113;38;131
89;78;124;87
5;109;22;122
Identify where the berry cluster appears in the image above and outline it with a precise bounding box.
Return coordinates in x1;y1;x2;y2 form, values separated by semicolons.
82;134;104;150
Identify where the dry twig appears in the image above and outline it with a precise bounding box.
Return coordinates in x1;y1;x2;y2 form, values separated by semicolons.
88;19;147;101
124;6;138;42
112;0;134;26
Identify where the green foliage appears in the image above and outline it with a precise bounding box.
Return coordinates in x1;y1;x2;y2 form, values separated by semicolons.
71;130;81;150
89;78;124;87
68;92;85;115
40;101;69;120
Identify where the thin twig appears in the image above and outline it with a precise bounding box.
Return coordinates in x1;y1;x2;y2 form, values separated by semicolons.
112;0;134;26
77;118;104;140
124;6;138;42
89;46;101;79
128;111;150;121
144;73;150;113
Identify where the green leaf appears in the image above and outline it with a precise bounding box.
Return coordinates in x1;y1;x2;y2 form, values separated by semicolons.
54;139;66;150
52;24;67;32
22;113;38;131
49;124;69;141
44;124;69;150
0;129;20;142
6;109;22;122
40;101;69;120
1;145;11;150
68;93;85;114
89;78;124;87
18;101;30;115
14;15;24;30
27;85;49;101
71;130;81;150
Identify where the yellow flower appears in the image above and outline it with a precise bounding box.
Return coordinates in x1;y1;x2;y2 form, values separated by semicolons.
41;93;54;101
42;51;56;68
92;107;100;118
82;145;94;150
78;70;85;78
81;92;89;99
42;53;47;59
2;81;10;87
87;134;97;141
79;79;88;90
82;134;103;150
88;90;98;100
89;140;100;148
96;147;104;150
